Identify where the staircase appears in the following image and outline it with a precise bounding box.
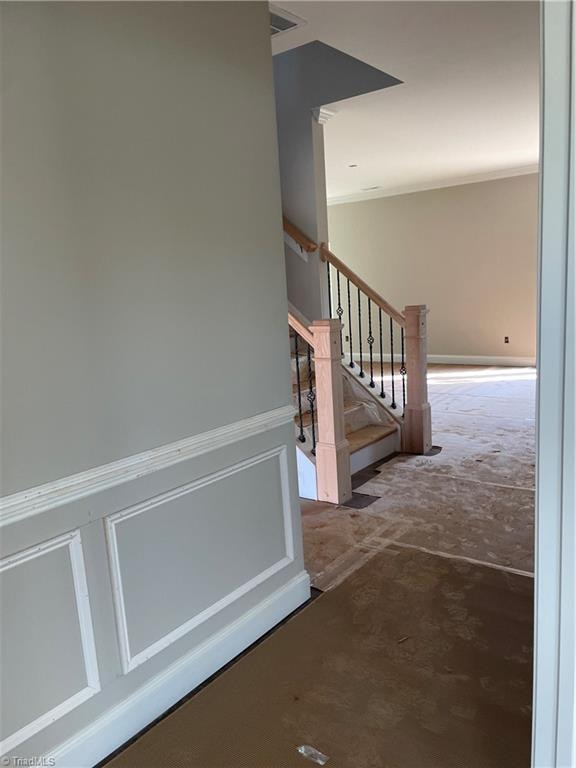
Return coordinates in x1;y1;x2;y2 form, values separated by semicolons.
291;346;400;485
285;219;432;505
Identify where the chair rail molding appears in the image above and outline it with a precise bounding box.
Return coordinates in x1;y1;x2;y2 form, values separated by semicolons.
0;405;295;528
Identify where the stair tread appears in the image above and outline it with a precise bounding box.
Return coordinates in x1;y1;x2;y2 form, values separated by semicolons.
295;400;364;427
346;423;398;453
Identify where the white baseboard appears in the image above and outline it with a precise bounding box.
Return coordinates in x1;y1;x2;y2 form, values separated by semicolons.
351;353;536;368
427;354;536;367
49;571;310;768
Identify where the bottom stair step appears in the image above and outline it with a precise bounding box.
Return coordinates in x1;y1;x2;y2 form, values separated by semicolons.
346;423;398;453
348;423;400;474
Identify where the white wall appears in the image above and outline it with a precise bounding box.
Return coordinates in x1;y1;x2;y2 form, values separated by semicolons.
328;174;539;361
0;4;308;765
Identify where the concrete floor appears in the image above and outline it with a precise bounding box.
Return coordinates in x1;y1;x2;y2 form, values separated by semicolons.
302;365;536;590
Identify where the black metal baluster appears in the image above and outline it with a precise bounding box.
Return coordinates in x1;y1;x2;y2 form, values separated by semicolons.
294;334;306;443
326;260;332;317
389;317;397;408
379;308;385;398
367;298;375;387
347;279;354;367
336;270;344;357
357;288;365;377
306;343;316;455
400;327;407;412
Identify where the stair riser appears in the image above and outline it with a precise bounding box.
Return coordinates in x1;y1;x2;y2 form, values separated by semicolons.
350;430;400;474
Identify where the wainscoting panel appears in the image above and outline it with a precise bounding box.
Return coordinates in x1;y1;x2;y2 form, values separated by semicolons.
0;531;100;754
0;410;307;765
105;446;294;672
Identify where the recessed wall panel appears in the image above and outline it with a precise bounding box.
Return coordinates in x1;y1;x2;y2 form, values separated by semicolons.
0;533;99;753
107;447;293;670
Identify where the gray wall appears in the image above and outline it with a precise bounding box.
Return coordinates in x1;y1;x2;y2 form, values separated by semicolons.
0;4;308;764
1;1;293;495
273;41;400;321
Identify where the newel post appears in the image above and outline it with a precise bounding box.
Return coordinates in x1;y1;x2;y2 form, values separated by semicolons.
311;320;352;504
403;305;432;454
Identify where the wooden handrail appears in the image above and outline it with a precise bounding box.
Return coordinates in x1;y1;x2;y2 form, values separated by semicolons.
320;243;405;327
282;216;403;325
283;217;318;253
288;311;314;347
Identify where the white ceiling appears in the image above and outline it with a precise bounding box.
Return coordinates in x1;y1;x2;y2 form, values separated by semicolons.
272;1;540;202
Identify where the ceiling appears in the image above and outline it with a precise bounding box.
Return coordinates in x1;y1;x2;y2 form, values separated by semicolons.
271;1;540;203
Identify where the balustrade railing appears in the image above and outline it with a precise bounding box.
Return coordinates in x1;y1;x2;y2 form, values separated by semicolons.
290;318;316;455
320;243;431;455
320;244;407;406
283;218;431;458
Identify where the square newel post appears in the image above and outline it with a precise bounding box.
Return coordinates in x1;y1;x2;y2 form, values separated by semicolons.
403;305;432;454
311;319;352;504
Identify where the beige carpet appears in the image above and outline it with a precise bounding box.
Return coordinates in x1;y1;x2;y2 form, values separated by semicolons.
303;366;536;590
106;547;533;768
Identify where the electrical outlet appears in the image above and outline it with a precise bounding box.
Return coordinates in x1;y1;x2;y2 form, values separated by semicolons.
504;336;510;344
345;335;349;342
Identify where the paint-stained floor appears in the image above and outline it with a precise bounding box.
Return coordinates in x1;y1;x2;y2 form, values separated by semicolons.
301;366;536;590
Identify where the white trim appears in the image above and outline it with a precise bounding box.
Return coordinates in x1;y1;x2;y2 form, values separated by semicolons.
0;405;295;528
351;352;536;367
284;231;309;262
312;107;337;125
0;531;100;756
287;302;312;329
533;3;575;766
327;164;539;206
48;571;310;768
269;4;307;39
427;354;536;367
105;446;295;673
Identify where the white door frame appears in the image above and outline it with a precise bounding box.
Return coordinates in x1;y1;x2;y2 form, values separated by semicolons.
533;2;575;766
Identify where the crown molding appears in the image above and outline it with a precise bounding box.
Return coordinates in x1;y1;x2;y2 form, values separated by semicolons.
327;164;540;206
313;107;337;125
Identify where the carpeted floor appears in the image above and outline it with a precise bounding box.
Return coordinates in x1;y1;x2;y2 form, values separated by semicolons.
106;547;533;768
302;366;536;590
